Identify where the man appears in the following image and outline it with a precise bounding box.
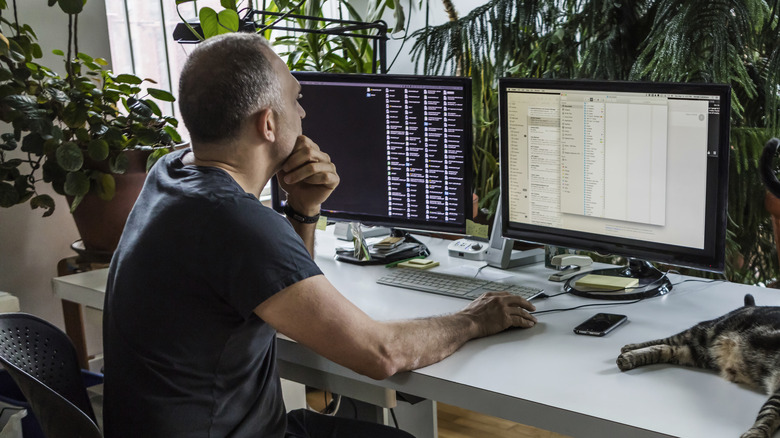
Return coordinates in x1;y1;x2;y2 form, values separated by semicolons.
103;32;537;437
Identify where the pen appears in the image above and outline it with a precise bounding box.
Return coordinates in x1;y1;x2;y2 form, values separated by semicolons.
385;255;425;268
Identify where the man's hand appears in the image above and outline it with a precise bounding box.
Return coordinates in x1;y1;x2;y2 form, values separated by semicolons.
277;136;340;215
460;292;537;337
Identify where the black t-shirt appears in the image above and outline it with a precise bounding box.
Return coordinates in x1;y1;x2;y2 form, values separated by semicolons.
103;149;322;437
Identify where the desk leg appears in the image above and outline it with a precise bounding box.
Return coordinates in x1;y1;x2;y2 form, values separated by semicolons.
61;299;90;369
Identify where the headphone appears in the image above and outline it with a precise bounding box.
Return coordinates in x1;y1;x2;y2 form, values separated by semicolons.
759;138;780;198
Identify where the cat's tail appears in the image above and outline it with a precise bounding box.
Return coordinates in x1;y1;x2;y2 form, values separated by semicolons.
744;294;756;307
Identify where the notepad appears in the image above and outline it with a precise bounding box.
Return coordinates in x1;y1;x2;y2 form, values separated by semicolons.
574;274;638;291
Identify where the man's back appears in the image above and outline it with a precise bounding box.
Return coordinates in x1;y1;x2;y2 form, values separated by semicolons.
102;150;321;437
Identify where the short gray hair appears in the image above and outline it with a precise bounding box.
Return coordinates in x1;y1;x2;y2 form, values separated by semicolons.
178;33;282;144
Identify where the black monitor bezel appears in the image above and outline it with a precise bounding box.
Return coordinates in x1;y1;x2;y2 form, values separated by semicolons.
272;71;474;235
498;78;731;272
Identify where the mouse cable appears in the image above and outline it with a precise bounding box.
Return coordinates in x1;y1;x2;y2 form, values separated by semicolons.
530;298;644;315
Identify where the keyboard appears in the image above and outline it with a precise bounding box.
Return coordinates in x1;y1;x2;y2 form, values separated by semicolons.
376;269;544;301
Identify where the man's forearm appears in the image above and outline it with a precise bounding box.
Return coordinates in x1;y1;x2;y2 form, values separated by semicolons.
289;220;316;257
379;313;479;375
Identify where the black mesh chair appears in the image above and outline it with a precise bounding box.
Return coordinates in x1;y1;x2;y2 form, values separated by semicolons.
0;313;101;438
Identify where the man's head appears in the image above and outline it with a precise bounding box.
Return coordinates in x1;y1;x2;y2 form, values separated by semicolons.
178;33;289;146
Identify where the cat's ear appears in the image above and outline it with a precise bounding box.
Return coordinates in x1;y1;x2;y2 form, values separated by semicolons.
744;294;756;307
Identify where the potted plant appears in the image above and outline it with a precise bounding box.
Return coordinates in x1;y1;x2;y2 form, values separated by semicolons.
0;0;181;253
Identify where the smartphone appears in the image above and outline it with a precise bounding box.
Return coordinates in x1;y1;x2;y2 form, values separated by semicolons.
573;313;627;336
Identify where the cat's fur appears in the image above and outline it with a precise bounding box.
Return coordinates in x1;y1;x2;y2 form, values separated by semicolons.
617;294;780;438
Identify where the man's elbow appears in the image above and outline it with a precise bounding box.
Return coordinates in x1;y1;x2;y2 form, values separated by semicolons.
354;344;403;380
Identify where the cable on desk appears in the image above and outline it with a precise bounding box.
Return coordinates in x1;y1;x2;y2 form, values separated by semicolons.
530;298;644;315
532;270;724;315
390;408;399;429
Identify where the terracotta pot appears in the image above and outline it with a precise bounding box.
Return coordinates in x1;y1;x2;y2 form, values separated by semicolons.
68;149;150;253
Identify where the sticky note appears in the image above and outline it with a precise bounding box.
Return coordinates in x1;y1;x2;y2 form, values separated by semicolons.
398;259;439;270
575;274;638;290
466;220;489;239
316;215;328;231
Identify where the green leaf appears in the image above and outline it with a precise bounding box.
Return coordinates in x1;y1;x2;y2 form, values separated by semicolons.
147;88;175;102
57;0;84;15
30;194;55;217
88;139;109;161
94;172;115;200
164;126;182;144
75;127;90;143
127;97;154;119
220;0;238;11
52;49;65;56
0;182;18;207
76;52;93;63
64;171;90;197
145;99;162;117
146;148;169;171
21;133;45;155
110;152;129;174
114;73;143;85
176;0;196;4
199;7;220;39
56;142;84;172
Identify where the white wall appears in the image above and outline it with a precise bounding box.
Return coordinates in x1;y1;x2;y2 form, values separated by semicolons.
0;0;111;352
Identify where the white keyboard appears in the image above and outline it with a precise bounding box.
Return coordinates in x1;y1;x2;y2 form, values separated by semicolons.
377;269;544;300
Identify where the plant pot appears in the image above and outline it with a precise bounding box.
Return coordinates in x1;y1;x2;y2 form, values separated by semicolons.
68;149;150;254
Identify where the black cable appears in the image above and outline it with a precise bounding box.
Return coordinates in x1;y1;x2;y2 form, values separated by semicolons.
530;298;644;315
390;408;400;428
533;270;724;315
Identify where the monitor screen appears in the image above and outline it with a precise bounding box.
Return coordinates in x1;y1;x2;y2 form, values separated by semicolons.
499;78;730;272
272;72;473;234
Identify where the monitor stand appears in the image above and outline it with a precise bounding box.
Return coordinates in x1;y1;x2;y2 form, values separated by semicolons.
485;199;544;269
564;258;673;300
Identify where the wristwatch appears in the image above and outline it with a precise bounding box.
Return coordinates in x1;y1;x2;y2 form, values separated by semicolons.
284;204;321;224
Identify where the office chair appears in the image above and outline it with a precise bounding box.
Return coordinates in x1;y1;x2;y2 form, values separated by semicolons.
0;313;102;438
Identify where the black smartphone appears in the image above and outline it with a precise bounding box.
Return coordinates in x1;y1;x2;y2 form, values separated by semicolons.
573;313;627;336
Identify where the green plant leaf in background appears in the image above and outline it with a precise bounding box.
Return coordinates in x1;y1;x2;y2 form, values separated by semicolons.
54;0;84;15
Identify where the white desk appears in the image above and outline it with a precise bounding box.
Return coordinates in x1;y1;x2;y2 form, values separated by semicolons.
52;228;778;438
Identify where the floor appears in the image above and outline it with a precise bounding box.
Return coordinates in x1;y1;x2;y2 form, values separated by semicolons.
307;391;571;438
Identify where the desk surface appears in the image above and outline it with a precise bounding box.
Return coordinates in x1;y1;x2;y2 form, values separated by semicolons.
53;227;778;438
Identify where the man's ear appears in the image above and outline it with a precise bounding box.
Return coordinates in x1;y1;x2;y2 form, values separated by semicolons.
256;108;276;143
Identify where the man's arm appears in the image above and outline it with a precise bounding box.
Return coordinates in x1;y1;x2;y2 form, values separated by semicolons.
254;275;536;380
277;135;338;256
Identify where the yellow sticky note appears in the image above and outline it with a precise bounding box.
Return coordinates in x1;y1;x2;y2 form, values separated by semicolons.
575;274;638;290
466;219;489;239
316;215;328;231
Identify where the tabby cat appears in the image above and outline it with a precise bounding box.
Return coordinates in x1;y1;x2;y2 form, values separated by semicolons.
616;294;780;438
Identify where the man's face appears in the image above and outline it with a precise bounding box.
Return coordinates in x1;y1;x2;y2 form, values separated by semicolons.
263;45;305;162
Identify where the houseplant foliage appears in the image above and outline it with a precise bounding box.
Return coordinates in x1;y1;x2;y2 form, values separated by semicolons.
0;0;180;217
176;0;405;73
411;0;780;284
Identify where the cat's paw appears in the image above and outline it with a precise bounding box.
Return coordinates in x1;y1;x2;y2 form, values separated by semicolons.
620;344;638;353
616;352;636;371
740;428;770;438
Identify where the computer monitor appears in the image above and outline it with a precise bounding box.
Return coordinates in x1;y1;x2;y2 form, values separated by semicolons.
272;72;473;237
498;78;731;298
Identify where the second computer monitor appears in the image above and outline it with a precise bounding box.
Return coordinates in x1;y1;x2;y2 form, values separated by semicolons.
273;72;473;235
499;78;731;273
